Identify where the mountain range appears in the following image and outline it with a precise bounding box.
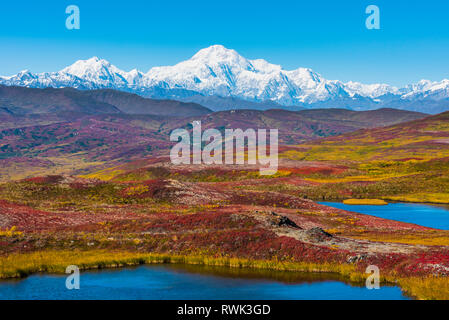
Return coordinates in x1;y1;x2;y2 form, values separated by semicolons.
1;45;449;113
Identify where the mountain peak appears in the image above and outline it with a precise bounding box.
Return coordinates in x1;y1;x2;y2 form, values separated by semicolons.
60;57;115;77
85;56;101;63
17;69;32;75
192;45;237;59
190;45;252;68
57;57;130;87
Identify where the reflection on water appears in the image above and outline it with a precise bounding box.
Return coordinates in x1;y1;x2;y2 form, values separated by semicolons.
169;264;355;285
0;264;410;300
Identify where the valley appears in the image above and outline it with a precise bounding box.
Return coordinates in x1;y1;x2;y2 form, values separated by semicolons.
0;85;449;300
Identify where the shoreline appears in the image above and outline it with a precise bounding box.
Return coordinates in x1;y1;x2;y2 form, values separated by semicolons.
319;198;449;206
1;249;443;300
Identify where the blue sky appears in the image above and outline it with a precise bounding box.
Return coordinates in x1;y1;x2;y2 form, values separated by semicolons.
0;0;448;86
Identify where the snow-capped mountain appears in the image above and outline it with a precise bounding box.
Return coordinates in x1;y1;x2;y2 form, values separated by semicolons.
1;45;449;113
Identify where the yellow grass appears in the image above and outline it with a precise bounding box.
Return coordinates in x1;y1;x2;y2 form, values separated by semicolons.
304;173;415;184
280;133;449;162
0;155;105;182
348;231;449;246
0;250;356;279
81;168;124;181
0;226;23;237
383;193;449;204
343;199;388;205
399;277;449;300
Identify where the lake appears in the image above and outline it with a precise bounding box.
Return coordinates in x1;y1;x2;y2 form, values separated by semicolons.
0;264;409;300
319;202;449;230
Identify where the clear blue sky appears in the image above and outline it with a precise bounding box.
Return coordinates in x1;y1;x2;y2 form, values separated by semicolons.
0;0;448;86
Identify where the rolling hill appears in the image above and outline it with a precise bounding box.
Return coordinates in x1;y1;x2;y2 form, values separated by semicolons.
277;111;449;204
0;104;427;181
287;111;449;162
0;85;211;117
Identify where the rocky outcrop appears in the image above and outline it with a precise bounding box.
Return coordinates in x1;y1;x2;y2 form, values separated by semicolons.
305;227;333;242
270;212;302;229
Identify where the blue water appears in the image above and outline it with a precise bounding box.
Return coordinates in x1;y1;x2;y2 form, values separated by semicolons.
319;202;449;230
0;265;408;300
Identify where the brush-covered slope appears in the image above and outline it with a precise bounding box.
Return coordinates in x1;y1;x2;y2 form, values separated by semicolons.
0;86;121;115
166;108;426;144
82;89;212;117
297;108;426;128
275;111;449;204
0;86;211;117
0;103;429;181
285;111;449;162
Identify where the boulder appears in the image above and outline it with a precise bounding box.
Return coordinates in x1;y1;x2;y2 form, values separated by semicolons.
305;227;333;242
